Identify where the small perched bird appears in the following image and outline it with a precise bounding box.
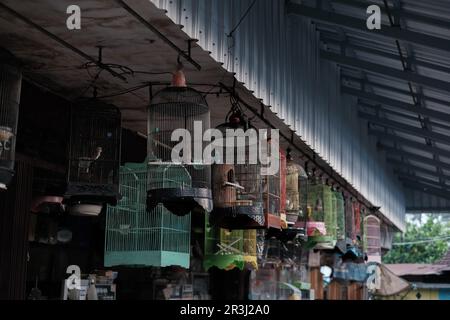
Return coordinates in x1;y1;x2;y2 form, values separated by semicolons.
92;146;103;161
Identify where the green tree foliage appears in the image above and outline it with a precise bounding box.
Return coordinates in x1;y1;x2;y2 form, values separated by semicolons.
383;216;450;264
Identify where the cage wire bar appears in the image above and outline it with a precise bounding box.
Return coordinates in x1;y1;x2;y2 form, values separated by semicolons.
147;87;213;216
0;49;21;190
105;162;191;268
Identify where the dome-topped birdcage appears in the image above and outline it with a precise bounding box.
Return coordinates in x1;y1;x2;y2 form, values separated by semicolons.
0;50;21;190
65;100;121;216
274;149;309;241
285;150;308;226
147;83;212;216
364;214;381;263
210;99;265;229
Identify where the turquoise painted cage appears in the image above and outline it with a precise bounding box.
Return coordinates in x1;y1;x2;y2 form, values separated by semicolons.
104;162;191;268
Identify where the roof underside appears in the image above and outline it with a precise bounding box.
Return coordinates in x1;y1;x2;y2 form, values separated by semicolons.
289;0;450;210
0;0;246;135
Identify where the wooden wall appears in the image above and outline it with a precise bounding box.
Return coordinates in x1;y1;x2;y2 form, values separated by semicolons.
0;162;34;299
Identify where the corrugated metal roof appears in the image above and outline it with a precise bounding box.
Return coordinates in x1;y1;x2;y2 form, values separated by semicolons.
438;250;450;267
386;264;449;276
289;0;450;213
151;0;407;230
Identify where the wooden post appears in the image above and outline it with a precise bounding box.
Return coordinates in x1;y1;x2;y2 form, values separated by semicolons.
310;268;324;300
348;282;364;300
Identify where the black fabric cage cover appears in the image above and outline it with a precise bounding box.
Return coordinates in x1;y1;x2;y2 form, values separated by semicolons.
147;86;212;216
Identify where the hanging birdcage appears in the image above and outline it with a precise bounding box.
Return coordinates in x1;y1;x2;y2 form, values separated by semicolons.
345;196;355;242
280;240;304;266
342;197;365;260
210;100;265;229
262;144;285;230
65;101;121;216
307;179;337;249
364;215;381;263
260;236;282;267
278;149;309;241
105;162;191;268
353;202;362;241
147;77;212;216
204;215;257;271
334;191;345;242
0;50;21;190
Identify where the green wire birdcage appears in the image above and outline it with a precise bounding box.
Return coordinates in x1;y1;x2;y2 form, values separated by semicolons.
105;162;191;268
204;215;257;271
334;191;346;242
307;181;337;249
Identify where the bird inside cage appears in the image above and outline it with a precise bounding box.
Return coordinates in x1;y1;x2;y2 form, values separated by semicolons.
77;146;103;175
0;126;13;143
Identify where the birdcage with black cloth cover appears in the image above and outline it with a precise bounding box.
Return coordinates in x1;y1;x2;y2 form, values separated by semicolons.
147;86;212;216
105;162;191;268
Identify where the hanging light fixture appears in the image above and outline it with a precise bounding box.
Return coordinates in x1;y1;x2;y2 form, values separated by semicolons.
210;96;265;229
147;62;213;216
0;50;21;190
65;100;122;216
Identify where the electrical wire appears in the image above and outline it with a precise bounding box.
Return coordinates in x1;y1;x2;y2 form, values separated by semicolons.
74;68;104;100
93;84;149;99
227;0;258;38
392;235;450;246
202;0;257;99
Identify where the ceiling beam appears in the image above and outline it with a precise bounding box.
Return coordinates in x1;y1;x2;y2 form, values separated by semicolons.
406;207;450;214
346;87;450;122
322;50;450;92
361;103;450;133
330;0;450;31
323;36;450;76
379;145;450;171
342;75;450;109
287;2;450;52
359;112;450;145
114;0;202;71
371;131;450;159
400;179;450;200
387;158;450;182
395;171;450;190
0;2;127;82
